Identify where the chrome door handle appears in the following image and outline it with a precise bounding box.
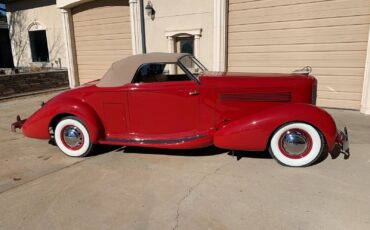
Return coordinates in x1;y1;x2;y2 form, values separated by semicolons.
189;90;199;96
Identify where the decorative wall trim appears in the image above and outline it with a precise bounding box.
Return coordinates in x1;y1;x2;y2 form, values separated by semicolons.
129;0;141;55
361;27;370;114
165;28;202;58
213;0;227;72
57;0;93;9
27;21;46;31
165;28;202;38
61;9;79;88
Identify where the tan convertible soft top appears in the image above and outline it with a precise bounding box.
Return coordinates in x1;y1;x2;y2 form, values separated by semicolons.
97;52;188;87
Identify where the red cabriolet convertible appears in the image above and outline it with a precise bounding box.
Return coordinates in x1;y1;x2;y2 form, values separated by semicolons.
12;53;348;167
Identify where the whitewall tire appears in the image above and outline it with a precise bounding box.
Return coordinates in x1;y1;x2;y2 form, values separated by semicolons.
269;122;323;167
54;116;94;157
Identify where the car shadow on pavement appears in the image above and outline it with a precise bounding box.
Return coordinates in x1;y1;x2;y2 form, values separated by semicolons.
227;150;272;161
116;145;226;157
117;146;275;160
88;144;124;157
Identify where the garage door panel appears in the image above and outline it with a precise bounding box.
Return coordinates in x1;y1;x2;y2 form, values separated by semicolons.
74;22;130;35
229;15;370;33
73;8;129;20
75;33;132;42
229;34;367;47
229;8;370;26
229;25;369;42
77;49;133;57
75;39;132;50
318;91;362;101
76;56;128;65
228;51;366;61
230;0;370;12
72;0;129;18
317;98;360;110
317;76;363;93
228;66;365;77
75;29;130;38
228;58;365;68
229;0;331;11
229;42;368;53
77;65;111;71
74;16;130;27
229;0;370;25
72;0;132;83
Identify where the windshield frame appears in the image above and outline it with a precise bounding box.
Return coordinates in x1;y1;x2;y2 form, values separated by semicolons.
177;55;207;83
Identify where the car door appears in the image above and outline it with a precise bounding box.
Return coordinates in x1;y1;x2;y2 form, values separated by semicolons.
126;63;200;139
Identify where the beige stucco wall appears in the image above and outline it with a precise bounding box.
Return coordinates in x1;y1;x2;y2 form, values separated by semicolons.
6;0;67;68
144;0;214;70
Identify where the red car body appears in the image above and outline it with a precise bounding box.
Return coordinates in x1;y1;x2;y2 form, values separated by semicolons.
14;53;348;166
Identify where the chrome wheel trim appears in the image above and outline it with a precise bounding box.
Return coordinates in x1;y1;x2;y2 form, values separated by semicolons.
62;126;84;149
280;130;310;156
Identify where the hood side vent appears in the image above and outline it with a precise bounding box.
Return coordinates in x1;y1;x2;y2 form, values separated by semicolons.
220;92;291;102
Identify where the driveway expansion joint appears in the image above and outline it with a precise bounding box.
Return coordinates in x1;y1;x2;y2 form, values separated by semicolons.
172;161;233;230
0;158;87;195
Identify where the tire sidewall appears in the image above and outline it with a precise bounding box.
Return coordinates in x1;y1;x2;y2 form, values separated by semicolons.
270;123;323;167
55;117;92;157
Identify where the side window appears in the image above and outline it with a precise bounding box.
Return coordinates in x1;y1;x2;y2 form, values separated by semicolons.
132;63;191;83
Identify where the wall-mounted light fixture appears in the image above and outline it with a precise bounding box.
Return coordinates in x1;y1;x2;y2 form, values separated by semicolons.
145;1;155;20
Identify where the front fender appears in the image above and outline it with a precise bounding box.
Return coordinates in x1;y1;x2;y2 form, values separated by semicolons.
214;103;337;151
23;97;103;143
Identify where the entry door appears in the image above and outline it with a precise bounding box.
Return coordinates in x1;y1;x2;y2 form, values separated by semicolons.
127;81;199;139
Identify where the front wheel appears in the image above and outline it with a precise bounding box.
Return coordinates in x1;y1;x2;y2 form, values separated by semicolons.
54;116;94;157
269;122;324;167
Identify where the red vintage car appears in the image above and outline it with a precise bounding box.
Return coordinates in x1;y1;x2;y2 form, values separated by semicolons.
12;53;348;167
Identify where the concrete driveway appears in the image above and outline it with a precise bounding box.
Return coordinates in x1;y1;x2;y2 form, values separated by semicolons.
0;92;369;230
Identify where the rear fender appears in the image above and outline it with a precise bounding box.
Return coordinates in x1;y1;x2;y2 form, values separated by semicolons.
213;104;337;151
23;97;103;143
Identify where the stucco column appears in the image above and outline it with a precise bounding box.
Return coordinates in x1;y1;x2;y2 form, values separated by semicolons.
129;0;141;54
61;8;79;88
361;28;370;114
213;0;227;72
194;34;200;58
167;36;175;53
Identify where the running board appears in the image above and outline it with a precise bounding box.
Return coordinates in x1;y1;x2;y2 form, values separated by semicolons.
98;134;212;149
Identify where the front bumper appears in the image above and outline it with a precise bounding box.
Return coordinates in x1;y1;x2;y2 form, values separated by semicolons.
11;115;27;132
336;127;349;155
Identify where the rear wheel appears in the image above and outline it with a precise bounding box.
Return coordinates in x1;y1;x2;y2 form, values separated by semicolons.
269;122;323;167
54;116;94;157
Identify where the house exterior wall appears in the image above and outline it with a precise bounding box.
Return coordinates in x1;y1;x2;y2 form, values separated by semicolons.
6;0;67;68
144;0;214;70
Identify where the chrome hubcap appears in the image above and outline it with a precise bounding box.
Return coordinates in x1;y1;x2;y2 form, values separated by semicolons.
280;130;309;156
62;126;83;149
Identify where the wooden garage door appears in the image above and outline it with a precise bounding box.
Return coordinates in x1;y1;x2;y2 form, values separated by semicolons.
228;0;370;109
72;0;132;84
